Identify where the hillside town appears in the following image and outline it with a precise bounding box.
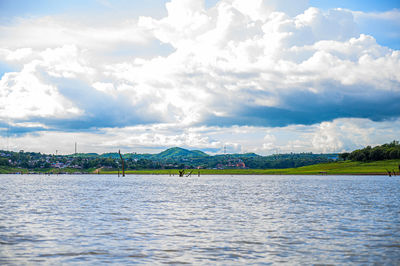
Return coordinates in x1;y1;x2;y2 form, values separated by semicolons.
0;147;336;173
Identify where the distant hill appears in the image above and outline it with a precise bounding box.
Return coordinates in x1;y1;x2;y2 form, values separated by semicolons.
100;153;120;159
217;153;260;158
99;147;209;160
70;153;99;157
155;147;209;159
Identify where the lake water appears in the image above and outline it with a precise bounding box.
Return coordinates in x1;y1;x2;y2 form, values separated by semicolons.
1;174;399;265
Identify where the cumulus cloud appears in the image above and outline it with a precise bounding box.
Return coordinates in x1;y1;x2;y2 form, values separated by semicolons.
134;2;400;127
0;63;81;120
0;0;399;153
0;45;159;129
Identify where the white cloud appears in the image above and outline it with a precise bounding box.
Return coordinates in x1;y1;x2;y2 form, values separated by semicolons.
10;122;48;128
231;0;309;19
0;1;399;154
0;45;98;120
0;63;81;120
92;82;117;96
0;16;152;51
134;4;399;125
2;4;399;128
295;8;358;43
39;45;96;78
309;118;400;153
0;47;33;61
262;133;277;151
353;9;400;24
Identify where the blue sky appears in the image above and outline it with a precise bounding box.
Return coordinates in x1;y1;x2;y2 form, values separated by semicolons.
310;0;399;12
1;0;399;49
0;0;399;155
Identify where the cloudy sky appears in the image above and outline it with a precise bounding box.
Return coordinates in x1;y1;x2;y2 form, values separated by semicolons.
0;0;399;155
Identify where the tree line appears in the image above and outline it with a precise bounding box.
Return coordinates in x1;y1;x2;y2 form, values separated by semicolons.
339;141;400;162
0;149;336;171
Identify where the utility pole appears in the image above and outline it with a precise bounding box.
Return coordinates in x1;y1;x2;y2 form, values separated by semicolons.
6;122;9;151
75;142;77;154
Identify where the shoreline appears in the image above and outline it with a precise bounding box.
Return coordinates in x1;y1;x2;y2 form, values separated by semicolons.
2;159;399;176
0;172;393;176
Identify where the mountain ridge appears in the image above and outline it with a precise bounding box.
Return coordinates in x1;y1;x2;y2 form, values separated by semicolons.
156;147;209;159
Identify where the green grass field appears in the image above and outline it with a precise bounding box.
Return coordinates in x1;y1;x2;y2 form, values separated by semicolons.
0;167;96;175
1;160;399;175
99;160;400;175
0;166;28;174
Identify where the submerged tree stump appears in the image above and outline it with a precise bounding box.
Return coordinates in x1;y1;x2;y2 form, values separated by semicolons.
386;169;392;177
119;150;125;177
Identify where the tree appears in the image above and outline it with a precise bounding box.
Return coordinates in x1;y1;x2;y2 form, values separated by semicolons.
349;141;400;161
370;147;384;161
0;158;9;166
389;149;400;159
349;150;366;162
339;152;350;161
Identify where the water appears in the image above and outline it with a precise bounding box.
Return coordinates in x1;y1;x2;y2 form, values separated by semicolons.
1;174;399;265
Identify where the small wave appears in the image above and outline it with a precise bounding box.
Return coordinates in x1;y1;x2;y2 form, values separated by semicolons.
373;244;400;248
233;240;264;245
164;260;190;264
114;217;132;221
39;251;109;257
162;249;181;253
0;235;43;245
127;253;148;258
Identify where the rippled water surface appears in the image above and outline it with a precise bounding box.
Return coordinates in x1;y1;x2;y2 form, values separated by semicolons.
1;174;399;264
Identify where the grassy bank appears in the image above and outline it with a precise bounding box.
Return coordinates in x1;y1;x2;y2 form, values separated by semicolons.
0;166;28;174
1;160;399;175
0;167;94;174
99;160;400;175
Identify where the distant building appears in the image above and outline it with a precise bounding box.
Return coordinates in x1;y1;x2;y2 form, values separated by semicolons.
236;161;246;168
52;162;65;168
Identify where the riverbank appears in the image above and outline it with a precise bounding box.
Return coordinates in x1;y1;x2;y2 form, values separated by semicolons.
97;159;400;175
2;160;399;175
103;159;400;175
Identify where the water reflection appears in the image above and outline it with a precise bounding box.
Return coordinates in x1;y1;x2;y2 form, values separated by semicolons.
0;174;399;264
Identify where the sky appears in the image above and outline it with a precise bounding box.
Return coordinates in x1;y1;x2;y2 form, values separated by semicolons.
0;0;399;155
